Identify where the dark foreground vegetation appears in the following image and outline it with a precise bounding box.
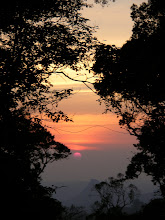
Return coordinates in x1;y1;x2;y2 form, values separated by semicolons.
0;0;165;218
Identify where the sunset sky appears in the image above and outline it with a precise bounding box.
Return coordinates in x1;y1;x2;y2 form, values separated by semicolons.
42;0;148;183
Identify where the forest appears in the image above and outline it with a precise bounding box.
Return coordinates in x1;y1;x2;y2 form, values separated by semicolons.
0;0;165;218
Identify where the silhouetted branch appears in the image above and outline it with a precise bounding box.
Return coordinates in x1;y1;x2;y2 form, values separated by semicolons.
53;71;98;94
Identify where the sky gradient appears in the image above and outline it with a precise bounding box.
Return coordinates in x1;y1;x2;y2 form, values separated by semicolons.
42;81;137;182
82;0;147;47
42;0;148;183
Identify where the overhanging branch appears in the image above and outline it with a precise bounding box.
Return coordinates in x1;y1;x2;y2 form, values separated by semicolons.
52;71;98;94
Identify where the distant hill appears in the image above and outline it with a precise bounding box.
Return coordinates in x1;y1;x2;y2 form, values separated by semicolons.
53;181;88;202
52;179;100;213
63;179;100;212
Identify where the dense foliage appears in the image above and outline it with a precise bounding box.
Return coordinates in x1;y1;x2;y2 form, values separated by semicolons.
0;0;95;216
93;0;165;197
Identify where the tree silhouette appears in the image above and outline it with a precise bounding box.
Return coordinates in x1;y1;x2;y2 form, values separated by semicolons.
93;0;165;197
0;108;70;216
126;107;165;197
92;173;139;218
0;0;96;119
0;0;96;215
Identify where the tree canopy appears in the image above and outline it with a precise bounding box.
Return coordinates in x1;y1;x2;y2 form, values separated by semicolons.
93;0;165;197
0;0;96;119
0;0;96;215
93;173;139;217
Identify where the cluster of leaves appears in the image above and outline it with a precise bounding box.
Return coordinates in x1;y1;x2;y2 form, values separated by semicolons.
94;0;115;6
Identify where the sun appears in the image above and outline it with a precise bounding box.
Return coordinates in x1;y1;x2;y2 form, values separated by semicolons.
73;152;82;160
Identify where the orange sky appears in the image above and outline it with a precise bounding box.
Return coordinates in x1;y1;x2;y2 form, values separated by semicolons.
41;1;149;152
42;1;148;183
43;82;137;151
41;0;149;152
